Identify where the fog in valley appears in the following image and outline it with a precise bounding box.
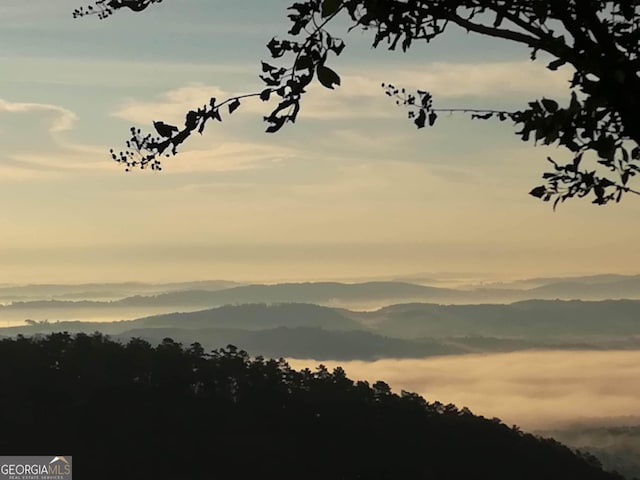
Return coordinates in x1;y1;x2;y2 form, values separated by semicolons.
288;351;640;431
287;351;640;478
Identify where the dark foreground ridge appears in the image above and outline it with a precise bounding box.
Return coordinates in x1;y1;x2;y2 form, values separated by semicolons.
0;333;624;480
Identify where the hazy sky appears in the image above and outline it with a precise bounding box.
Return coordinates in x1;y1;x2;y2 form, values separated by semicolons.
1;0;639;283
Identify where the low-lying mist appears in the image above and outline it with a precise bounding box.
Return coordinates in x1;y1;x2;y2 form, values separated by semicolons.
288;350;640;430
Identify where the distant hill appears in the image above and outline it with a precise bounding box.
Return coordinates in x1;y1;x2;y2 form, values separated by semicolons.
2;277;640;319
0;303;364;336
137;303;364;330
538;422;640;480
0;280;242;302
114;326;464;360
481;274;640;289
371;300;640;338
529;276;640;299
2;299;640;360
116;281;466;307
0;282;475;322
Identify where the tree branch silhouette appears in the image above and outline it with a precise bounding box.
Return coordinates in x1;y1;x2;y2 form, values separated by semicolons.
75;0;640;207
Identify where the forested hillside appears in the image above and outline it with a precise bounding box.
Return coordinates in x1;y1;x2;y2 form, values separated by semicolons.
0;333;624;480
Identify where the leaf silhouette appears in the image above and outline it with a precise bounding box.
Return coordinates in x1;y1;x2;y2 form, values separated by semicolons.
228;99;241;114
317;65;341;89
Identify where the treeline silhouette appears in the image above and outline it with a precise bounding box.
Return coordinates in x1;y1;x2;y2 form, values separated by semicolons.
0;333;624;479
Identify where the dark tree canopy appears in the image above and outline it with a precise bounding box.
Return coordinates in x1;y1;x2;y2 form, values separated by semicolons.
74;0;640;207
0;333;625;479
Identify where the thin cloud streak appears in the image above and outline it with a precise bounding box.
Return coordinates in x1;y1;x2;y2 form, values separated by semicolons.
111;61;574;126
0;98;77;132
0;98;118;179
159;142;295;174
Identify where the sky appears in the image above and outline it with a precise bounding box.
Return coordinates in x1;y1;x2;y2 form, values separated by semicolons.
1;0;639;284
